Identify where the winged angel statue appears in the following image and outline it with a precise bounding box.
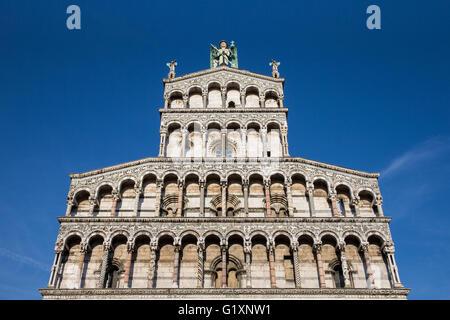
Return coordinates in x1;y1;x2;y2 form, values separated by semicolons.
210;40;238;69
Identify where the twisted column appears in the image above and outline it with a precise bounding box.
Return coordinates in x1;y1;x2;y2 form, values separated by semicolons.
148;238;158;288
291;241;301;288
361;242;376;288
244;240;252;288
98;241;111;288
314;242;326;288
197;238;205;288
338;242;351;287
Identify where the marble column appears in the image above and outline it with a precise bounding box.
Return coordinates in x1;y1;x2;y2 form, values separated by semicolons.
383;244;403;288
177;180;184;217
221;244;227;288
182;93;188;109
240;128;247;158
65;198;74;216
268;244;276;288
264;180;272;217
286;180;294;217
133;187;141;216
181;129;187;157
329;194;339;217
164;94;169;109
77;243;87;288
172;244;180;288
352;196;361;217
243;180;249;217
197;238;205;288
306;183;316;217
48;249;63;288
221;88;226;109
338;242;351;287
291;242;301;288
221;181;227;217
122;241;135;288
221;129;227;159
98;241;111;288
244;241;252;288
261;128;267;157
148;239;158;288
361;242;376;288
199;179;205;216
240;92;245;108
201;128;207;158
314;243;326;288
110;191;119;217
279;95;284;108
259;94;265;108
375;196;384;217
159;129;167;157
154;179;162;217
202;91;207;108
88;196;97;216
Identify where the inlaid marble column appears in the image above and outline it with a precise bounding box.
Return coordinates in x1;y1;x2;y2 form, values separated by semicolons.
286;180;294;217
182;93;188;108
65;198;74;216
48;248;63;288
243;179;249;216
329;193;339;217
351;197;361;217
77;242;87;288
199;179;205;216
338;242;351;287
177;180;184;217
110;191;119;217
148;239;158;288
221;88;226;108
197;238;205;288
172;243;181;288
88;196;97;216
221;129;227;159
383;243;403;288
202;90;207;108
123;241;135;288
181;128;187;157
268;243;276;288
375;196;384;217
221;181;227;216
98;241;111;288
159;129;167;157
221;243;227;288
201;128;207;158
264;180;272;217
291;241;301;288
361;242;376;288
306;182;316;217
259;94;265;108
154;179;162;217
244;241;252;288
261;127;267;157
240;127;247;158
133;187;142;216
314;242;326;288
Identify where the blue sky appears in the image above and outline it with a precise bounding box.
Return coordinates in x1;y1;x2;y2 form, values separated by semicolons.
0;0;449;299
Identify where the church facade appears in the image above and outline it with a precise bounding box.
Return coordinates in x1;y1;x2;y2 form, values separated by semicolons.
40;42;409;299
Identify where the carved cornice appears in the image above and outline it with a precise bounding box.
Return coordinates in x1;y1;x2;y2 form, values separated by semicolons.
159;108;288;114
39;288;410;299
